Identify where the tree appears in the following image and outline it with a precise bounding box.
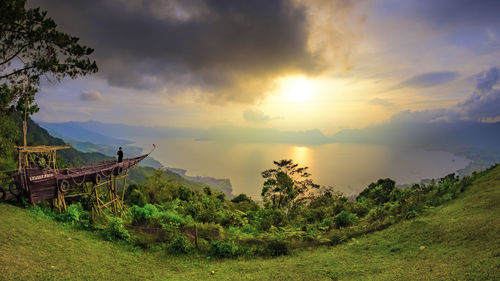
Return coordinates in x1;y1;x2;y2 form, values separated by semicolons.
261;159;319;210
0;84;20;160
356;178;396;205
0;0;97;84
0;0;98;146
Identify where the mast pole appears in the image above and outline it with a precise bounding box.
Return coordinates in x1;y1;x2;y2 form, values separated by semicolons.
23;89;28;148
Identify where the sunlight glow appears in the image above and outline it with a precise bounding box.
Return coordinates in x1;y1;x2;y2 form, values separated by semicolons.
278;76;316;102
292;146;310;166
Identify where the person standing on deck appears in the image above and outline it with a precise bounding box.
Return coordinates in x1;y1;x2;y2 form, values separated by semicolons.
117;147;124;163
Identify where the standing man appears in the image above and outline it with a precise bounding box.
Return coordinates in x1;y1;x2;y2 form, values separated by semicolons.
117;147;124;163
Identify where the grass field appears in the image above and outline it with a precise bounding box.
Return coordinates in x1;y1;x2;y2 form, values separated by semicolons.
1;166;500;280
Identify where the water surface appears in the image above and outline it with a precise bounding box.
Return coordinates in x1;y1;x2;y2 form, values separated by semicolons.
133;138;471;199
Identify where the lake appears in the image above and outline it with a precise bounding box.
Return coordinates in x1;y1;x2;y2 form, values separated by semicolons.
132;138;471;199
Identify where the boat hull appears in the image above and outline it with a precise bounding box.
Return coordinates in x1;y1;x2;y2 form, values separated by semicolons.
22;155;148;203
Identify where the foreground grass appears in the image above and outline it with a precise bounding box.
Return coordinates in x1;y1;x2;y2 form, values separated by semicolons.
1;167;500;280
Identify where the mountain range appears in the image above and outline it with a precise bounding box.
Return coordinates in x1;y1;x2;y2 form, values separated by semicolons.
38;119;500;176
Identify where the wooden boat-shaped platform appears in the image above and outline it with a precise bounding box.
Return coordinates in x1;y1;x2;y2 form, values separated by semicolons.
24;154;149;203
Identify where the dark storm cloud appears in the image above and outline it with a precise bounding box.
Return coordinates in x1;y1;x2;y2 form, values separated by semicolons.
399;72;460;88
29;0;322;103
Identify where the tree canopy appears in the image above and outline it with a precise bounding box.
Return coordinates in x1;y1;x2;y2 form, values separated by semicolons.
0;0;98;148
0;0;98;85
261;159;319;210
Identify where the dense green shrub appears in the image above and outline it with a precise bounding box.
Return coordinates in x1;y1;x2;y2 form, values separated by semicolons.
56;203;85;224
266;240;289;256
405;210;418;219
131;204;160;224
197;223;225;241
160;210;185;226
366;206;388;222
329;232;347;245
209;241;239;258
125;188;147;207
217;209;247;227
320;217;334;230
334;211;358;228
357;178;396;205
196;197;218;223
231;194;253;203
177;186;192;201
257;208;286;231
168;235;192;254
103;219;130;241
240;224;259;236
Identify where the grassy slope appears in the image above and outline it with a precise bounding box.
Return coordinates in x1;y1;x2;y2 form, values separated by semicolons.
1;167;500;280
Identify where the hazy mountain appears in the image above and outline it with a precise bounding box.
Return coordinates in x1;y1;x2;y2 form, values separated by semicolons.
331;120;500;175
331;121;500;150
68;140;163;169
39;121;131;146
37;119;500;176
37;120;331;145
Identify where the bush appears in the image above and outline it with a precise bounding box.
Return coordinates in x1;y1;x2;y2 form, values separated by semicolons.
56;203;85;224
266;240;289;256
196;238;211;253
177;186;192;201
329;232;347;245
209;241;239;258
217;209;247;227
366;206;388;222
257;208;286;231
240;224;259;236
196;197;217;223
103;219;130;241
334;211;358;228
320;217;334;230
168;235;192;254
160;223;179;242
131;204;160;224
126;189;147;207
160;210;185;226
405;210;418;219
197;223;224;241
231;194;252;203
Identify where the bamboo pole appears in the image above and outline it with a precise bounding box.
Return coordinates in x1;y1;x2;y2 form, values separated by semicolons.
195;223;198;250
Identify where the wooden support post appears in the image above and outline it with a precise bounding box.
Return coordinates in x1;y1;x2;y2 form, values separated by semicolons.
195;223;199;250
121;171;128;201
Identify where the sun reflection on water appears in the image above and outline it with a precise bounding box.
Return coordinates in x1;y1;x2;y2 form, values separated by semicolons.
291;146;309;166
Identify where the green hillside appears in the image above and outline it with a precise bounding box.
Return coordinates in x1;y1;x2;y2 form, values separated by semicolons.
1;165;499;280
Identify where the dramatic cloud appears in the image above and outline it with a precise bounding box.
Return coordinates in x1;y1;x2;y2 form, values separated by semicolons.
368;97;394;107
30;0;361;103
457;67;500;121
399;72;460;88
410;0;500;29
80;90;104;102
243;109;271;123
390;67;500;123
475;67;499;91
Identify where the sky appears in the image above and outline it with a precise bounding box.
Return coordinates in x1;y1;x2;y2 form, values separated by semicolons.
29;0;500;134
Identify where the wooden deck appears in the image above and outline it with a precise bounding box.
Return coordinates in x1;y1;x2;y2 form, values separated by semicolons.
12;154;149;203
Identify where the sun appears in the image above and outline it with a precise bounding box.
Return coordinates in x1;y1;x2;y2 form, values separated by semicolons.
278;76;316;102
